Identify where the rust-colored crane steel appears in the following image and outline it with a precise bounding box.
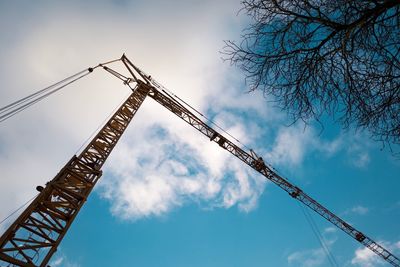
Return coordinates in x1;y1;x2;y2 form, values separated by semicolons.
0;55;399;267
0;79;150;266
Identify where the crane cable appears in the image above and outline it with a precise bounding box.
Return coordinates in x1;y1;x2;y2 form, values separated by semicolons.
74;90;132;155
131;65;286;174
298;202;339;267
0;60;124;224
130;64;340;266
0;68;95;123
0;194;38;226
0;57;125;124
138;66;253;151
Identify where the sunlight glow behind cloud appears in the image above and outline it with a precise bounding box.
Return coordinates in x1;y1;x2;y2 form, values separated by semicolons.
1;2;399;267
0;0;375;228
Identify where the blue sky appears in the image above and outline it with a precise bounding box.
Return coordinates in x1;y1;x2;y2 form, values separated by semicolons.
0;1;399;267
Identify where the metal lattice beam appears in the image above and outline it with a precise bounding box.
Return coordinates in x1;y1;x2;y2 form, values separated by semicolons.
146;86;400;267
0;83;150;267
1;55;399;267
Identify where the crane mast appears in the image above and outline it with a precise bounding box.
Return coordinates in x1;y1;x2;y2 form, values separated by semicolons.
0;80;150;266
0;55;399;266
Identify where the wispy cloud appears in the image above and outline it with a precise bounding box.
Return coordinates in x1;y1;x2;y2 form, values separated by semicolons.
0;0;367;226
342;205;370;217
288;248;326;267
265;124;342;168
351;240;400;267
98;84;348;220
352;151;371;168
50;257;63;267
0;0;248;224
287;228;338;267
49;252;81;267
345;132;372;168
349;205;369;215
99;117;267;220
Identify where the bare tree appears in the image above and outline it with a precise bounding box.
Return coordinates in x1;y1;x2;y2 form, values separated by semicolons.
224;0;400;152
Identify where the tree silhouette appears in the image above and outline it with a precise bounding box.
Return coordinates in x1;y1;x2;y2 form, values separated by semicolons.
224;0;400;152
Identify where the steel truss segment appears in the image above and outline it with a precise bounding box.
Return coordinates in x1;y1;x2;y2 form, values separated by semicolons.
147;85;400;267
0;84;150;267
1;57;399;266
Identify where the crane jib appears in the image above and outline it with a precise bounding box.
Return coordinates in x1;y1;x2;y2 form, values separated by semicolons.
145;77;400;267
0;55;399;267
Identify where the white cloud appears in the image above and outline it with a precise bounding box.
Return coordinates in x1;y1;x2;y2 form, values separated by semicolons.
99;110;267;219
344;132;372;168
50;257;64;267
351;246;381;267
0;3;397;267
267;126;306;166
0;0;352;226
49;251;81;267
350;205;369;215
287;227;338;267
0;0;251;225
341;204;370;217
351;240;400;267
324;227;337;234
288;248;326;267
263;127;373;171
352;151;371;168
265;124;342;168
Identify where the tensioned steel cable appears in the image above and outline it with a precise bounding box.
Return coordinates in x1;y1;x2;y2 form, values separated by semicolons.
0;58;122;124
298;202;339;267
0;68;94;123
0;194;38;226
74;90;132;155
0;69;89;114
138;66;254;150
133;65;284;173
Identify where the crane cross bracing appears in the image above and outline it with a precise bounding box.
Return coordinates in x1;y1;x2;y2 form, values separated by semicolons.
0;54;399;267
0;80;150;266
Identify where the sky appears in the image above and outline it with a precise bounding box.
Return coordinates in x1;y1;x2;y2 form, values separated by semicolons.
0;1;399;267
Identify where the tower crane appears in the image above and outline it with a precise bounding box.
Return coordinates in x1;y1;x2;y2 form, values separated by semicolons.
0;55;399;267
